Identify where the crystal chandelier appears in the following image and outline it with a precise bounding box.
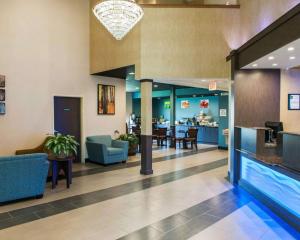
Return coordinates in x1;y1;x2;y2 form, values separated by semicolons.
93;0;144;40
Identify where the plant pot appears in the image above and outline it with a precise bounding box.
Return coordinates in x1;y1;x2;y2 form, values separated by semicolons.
128;144;138;156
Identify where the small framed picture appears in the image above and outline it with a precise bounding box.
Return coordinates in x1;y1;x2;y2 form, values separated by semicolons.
0;75;5;88
0;102;5;115
0;89;5;101
98;84;115;115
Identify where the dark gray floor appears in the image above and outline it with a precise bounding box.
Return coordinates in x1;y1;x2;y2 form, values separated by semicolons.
118;188;253;240
0;158;227;230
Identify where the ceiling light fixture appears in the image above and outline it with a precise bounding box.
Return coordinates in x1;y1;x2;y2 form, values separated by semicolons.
272;63;278;67
268;56;275;60
289;56;296;60
252;63;258;67
93;0;144;40
128;72;135;75
288;47;295;51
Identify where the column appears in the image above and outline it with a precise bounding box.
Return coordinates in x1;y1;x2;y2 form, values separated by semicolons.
140;79;153;175
170;86;176;125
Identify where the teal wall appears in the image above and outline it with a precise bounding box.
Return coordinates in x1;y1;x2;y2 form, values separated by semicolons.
154;98;170;120
131;87;229;148
132;98;170;120
176;96;219;122
176;88;220;96
132;98;141;117
132;90;171;99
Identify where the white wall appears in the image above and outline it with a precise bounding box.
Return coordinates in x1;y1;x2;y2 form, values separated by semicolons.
239;0;300;46
280;69;300;132
0;0;126;157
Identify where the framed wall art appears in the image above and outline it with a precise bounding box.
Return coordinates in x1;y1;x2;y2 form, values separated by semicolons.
200;99;209;109
0;89;5;101
0;75;5;88
181;100;190;109
0;102;5;115
98;84;115;115
288;94;300;110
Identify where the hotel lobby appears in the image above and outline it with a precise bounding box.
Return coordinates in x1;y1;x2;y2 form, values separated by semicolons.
0;0;300;239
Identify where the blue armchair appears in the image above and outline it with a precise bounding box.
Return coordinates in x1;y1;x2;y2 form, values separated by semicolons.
0;153;49;203
86;135;129;165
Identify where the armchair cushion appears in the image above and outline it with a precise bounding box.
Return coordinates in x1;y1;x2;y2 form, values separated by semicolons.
86;135;112;146
107;147;124;156
112;140;129;149
86;135;128;165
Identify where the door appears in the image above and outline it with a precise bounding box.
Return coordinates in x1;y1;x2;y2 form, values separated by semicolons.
54;97;81;162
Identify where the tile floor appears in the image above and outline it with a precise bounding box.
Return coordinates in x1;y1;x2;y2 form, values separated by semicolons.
0;145;298;239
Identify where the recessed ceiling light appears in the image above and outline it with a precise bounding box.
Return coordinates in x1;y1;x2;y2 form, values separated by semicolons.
288;47;295;51
272;63;278;67
201;79;207;82
268;56;275;60
252;63;258;67
129;72;135;75
289;56;296;60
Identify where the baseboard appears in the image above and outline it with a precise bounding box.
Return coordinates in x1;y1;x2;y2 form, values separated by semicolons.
218;146;228;150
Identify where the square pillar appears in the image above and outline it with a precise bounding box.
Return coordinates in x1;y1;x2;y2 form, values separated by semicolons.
140;79;153;175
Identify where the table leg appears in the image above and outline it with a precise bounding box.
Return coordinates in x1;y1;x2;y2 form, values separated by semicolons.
52;161;57;189
68;160;72;186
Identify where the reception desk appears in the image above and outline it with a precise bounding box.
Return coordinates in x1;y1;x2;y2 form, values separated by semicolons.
234;127;300;231
176;125;218;145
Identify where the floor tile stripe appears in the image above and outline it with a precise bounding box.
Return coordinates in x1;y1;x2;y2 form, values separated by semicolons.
117;188;252;240
73;147;218;178
0;158;227;230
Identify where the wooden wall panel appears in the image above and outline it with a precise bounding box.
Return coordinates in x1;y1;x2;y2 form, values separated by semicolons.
234;70;281;127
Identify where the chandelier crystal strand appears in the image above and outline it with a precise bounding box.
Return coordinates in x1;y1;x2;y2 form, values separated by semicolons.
93;0;144;40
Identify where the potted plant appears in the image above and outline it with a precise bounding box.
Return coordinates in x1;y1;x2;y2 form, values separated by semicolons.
118;133;139;156
45;133;79;159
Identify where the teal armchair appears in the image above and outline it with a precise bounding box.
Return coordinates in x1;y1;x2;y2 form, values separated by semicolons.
86;135;128;165
0;153;49;203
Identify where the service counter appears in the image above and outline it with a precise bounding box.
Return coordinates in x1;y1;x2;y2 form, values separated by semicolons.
234;127;300;231
176;125;218;145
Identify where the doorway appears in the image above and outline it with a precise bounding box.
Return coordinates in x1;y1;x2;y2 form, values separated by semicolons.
54;96;82;163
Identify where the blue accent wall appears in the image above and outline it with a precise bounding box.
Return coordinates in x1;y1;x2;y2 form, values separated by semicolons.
132;98;141;117
132;98;170;120
154;98;170;120
131;87;229;147
176;96;219;122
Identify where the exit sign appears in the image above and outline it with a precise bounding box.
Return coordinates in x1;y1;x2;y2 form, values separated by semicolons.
209;81;217;91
